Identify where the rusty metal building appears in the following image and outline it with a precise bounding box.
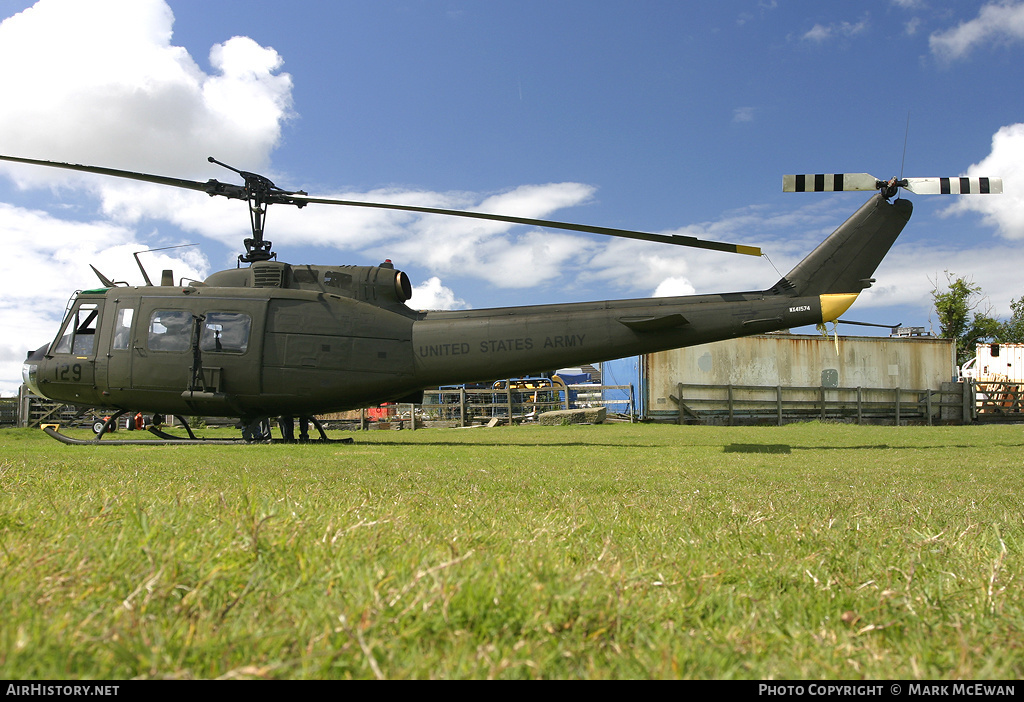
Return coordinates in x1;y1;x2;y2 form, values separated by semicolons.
644;333;963;425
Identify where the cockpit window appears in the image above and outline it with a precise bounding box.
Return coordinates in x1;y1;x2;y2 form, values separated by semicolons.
53;303;100;356
148;310;191;352
200;312;251;353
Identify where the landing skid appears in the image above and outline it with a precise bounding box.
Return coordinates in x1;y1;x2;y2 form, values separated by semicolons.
43;425;250;445
41;413;354;445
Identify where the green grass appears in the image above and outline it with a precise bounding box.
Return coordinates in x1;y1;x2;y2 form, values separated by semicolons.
1;422;1022;679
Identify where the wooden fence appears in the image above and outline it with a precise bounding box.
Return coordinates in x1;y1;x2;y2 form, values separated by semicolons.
411;383;635;427
14;390;110;429
664;381;974;426
331;384;634;428
20;380;1022;429
11;384;635;430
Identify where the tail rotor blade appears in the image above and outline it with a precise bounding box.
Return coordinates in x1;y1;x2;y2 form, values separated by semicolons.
784;172;1003;195
782;173;879;192
903;177;1002;195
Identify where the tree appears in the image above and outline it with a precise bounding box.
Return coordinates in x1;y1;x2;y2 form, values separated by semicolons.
931;272;1000;366
998;297;1024;343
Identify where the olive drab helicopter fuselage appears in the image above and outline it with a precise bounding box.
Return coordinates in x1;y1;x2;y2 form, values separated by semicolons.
6;155;1001;443
24;256;858;421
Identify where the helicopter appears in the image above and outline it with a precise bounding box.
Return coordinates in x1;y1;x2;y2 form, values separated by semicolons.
3;154;1001;444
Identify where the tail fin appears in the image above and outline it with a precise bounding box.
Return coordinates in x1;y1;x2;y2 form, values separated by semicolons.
769;193;913;297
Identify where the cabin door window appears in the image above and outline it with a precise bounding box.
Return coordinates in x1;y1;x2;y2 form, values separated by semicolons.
112;307;134;351
147;310;192;352
199;312;252;353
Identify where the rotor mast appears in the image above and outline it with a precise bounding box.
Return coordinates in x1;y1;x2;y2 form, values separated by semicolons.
206;157;308;264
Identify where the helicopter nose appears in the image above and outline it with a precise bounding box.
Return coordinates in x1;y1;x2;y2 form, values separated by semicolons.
21;344;47;397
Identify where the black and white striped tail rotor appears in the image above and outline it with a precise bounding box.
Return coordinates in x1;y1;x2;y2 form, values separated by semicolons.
783;173;1002;199
899;176;1002;195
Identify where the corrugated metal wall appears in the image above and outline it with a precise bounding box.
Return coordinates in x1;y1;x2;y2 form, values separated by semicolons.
646;333;956;415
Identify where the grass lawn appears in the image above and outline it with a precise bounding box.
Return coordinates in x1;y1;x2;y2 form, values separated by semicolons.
0;421;1021;679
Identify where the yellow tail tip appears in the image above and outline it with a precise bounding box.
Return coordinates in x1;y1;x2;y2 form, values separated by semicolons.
819;293;859;322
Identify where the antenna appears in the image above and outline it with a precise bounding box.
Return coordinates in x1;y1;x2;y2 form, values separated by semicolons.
133;243;198;286
900;112;910;181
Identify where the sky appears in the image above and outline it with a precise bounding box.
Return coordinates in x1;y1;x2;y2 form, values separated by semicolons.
0;0;1022;395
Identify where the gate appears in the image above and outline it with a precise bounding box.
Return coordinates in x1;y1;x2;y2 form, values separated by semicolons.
975;380;1024;422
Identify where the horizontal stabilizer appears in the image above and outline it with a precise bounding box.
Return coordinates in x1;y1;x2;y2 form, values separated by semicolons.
618;313;689;332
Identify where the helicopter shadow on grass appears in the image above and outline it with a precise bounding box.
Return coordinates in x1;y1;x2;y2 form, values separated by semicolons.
353;439;671;449
723;441;1024;454
347;439;1024;452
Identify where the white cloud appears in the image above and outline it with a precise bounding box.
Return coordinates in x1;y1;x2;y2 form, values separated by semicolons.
575;201;843;301
733;107;755;123
379;185;597;286
407;277;469;311
15;177;599;293
476;183;595;221
862;239;1024;322
471;230;593;288
652;277;696;297
737;1;777;26
803;24;833;42
929;1;1024;60
802;18;869;43
0;0;292;181
944;123;1024;240
0;0;288;395
0;2;595;289
0;0;297;260
585;237;760;299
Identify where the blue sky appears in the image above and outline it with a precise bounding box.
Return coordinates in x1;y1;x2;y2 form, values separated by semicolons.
1;0;1022;394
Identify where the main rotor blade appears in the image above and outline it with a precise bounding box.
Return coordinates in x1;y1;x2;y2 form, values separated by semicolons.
0;154;248;199
292;193;762;256
0;153;762;255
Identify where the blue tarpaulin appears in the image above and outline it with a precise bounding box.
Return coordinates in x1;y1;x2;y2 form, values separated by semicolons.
599;356;642;416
